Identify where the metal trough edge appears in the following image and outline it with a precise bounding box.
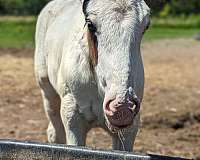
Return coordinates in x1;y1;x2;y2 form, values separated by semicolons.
0;139;192;160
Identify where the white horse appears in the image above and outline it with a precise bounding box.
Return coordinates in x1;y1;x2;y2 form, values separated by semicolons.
34;0;150;151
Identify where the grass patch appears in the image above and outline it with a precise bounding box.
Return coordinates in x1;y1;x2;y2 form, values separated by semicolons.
144;15;200;40
144;27;199;40
0;17;36;48
0;16;199;48
152;15;200;29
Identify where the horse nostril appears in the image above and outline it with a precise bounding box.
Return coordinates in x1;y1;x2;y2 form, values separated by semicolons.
131;98;140;116
129;104;137;112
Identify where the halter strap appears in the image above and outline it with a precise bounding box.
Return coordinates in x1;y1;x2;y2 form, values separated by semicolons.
83;0;90;18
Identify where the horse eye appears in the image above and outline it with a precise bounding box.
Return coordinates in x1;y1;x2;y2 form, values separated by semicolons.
86;19;97;33
142;20;150;34
145;20;151;30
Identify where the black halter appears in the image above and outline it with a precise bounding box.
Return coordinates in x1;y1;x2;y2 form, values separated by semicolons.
83;0;90;18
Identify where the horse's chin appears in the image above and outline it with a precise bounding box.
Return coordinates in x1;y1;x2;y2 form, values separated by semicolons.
106;120;132;133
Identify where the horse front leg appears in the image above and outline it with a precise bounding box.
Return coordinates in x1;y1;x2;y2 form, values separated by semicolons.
60;94;88;146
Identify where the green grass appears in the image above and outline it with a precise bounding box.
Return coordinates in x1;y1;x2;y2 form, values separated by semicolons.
0;17;36;48
144;16;200;40
151;15;200;28
144;27;199;40
0;16;199;48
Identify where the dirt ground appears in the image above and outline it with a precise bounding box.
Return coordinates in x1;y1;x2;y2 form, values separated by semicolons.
0;39;199;159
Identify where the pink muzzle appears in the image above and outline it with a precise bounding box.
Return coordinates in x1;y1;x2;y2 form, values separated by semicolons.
104;97;140;130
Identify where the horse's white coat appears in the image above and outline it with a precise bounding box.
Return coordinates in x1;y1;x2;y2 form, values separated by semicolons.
35;0;150;151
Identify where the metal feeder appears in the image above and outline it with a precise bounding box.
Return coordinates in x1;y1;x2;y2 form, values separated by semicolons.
0;140;192;160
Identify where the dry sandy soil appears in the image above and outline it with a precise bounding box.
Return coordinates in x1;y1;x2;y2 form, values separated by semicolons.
0;39;200;159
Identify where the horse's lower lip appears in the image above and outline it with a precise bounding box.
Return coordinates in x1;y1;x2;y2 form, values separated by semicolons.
106;107;134;125
111;124;129;129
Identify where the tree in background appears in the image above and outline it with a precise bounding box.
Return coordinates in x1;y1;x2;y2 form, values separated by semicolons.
170;0;200;15
0;0;50;15
0;0;199;16
145;0;200;16
145;0;168;16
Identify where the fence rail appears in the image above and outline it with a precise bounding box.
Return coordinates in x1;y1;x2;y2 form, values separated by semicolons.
0;140;192;160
